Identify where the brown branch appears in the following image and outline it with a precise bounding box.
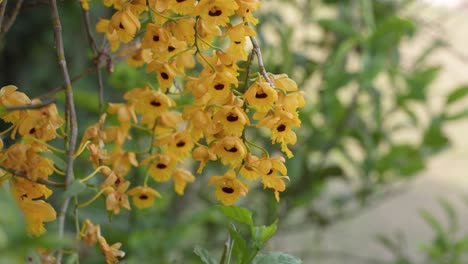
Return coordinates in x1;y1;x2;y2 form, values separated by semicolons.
0;165;66;187
242;49;255;92
49;0;78;262
81;8;105;115
0;0;22;37
3;98;55;111
21;0;48;9
0;0;7;31
249;36;274;87
38;65;96;100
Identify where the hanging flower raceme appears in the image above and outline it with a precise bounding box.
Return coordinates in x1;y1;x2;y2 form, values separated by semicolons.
0;0;306;253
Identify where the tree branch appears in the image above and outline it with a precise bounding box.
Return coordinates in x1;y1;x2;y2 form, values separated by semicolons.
81;8;105;115
0;0;7;32
0;165;65;187
49;0;78;262
3;98;55;111
37;65;96;100
249;36;274;87
0;0;22;37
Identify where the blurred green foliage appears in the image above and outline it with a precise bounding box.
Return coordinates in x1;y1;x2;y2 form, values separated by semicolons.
2;0;468;263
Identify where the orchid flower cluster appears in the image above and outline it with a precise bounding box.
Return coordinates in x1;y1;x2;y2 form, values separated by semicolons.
0;0;303;263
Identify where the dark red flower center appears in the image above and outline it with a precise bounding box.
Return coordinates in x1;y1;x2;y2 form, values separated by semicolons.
209;8;222;17
277;124;286;132
150;100;161;107
226;114;238;122
156;163;167;169
224;146;238;153
214;83;225;90
222;187;234;194
161;72;169;80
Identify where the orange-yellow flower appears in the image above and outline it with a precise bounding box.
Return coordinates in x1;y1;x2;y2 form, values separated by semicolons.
141;23;171;53
235;0;261;24
173;168;195;195
257;109;300;158
109;8;141;43
98;236;126;264
192;145;217;174
244;81;278;112
105;180;131;214
213;136;247;166
208;169;248;205
81;219;101;246
107;102;137;132
18;199;56;236
142;153;177;182
127;185;162;209
107;147;138;177
146;60;179;92
225;23;256;61
0;85;31;124
156;131;194;160
195;0;239;26
213;104;250;137
11;180;56;236
16;99;63;141
96;19;120;51
168;0;197;15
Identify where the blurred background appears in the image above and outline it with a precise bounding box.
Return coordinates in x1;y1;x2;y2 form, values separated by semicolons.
1;0;468;263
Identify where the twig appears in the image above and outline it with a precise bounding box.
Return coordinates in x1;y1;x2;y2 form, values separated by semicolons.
242;49;255;92
0;165;66;187
0;0;7;31
0;0;23;37
21;0;48;11
81;8;104;115
37;66;95;100
49;0;78;263
307;249;393;264
3;98;55;111
249;36;274;87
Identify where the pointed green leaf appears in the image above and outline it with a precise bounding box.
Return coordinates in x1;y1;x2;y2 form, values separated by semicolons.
419;209;446;240
253;219;278;245
228;225;248;263
61;180;86;200
39;151;66;171
216;205;253;227
194;246;217;264
446;85;468;105
252;252;302;264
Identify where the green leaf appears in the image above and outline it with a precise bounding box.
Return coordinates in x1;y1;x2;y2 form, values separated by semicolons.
61;180;86;200
216;205;253;227
252;252;302;264
193;246;217;264
438;198;457;234
228;225;248;263
377;144;425;177
405;66;441;101
422;120;449;154
369;16;416;54
39;151;66;171
445;108;468;121
419;209;446;237
317;18;358;38
252;219;278;245
446;85;468;105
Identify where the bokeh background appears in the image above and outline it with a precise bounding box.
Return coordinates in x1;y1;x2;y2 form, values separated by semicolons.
1;0;468;263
